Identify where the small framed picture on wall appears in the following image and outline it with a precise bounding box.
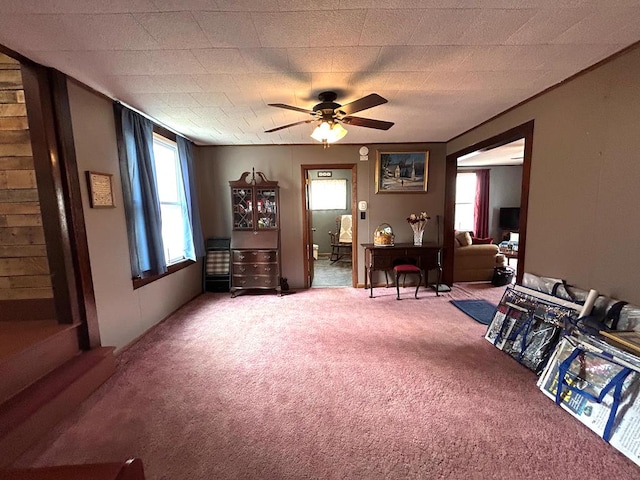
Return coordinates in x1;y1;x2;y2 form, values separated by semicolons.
86;171;115;208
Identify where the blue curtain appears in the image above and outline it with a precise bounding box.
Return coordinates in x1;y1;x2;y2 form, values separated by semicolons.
116;105;167;277
177;136;205;259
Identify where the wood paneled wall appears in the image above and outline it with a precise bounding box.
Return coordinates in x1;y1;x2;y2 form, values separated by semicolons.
0;53;53;307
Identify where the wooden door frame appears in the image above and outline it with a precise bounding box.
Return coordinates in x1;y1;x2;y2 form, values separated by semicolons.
300;164;358;288
443;120;534;287
5;41;100;349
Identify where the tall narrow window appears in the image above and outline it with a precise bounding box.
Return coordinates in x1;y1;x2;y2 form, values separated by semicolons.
309;179;347;210
116;104;203;281
152;133;189;265
455;172;477;232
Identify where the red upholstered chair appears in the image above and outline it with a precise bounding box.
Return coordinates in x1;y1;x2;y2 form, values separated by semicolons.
393;260;423;300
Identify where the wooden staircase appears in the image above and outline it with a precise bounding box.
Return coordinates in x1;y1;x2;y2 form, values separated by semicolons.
0;322;115;467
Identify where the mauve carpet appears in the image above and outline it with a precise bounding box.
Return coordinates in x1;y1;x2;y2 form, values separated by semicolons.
14;284;638;479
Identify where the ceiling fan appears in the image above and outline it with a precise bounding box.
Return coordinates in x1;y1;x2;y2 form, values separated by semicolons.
265;91;394;145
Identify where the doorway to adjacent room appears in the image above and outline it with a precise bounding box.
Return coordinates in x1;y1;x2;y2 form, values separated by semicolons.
443;121;533;287
301;164;357;288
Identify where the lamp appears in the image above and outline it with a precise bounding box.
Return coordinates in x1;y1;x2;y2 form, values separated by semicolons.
310;121;348;146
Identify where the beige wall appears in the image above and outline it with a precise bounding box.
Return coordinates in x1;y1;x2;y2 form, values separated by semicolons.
488;166;523;242
66;81;202;351
448;45;640;305
195;143;446;288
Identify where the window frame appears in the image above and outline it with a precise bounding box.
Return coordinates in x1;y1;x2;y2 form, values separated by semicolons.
309;178;348;211
454;171;477;232
131;125;194;289
152;132;189;266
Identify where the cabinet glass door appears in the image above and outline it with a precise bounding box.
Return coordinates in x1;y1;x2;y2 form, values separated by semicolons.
256;188;277;229
232;188;253;229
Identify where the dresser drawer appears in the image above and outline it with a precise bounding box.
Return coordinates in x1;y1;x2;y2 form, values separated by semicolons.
233;249;277;263
232;263;277;275
232;274;279;288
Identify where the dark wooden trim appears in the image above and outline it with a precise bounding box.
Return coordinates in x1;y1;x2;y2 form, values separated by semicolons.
152;124;177;142
48;69;101;349
0;299;56;321
132;259;196;290
300;163;358;288
448;41;640;144
0;44;36;67
300;167;310;287
442;153;457;287
20;63;80;328
443;121;534;286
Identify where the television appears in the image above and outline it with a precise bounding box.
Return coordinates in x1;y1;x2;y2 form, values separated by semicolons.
499;207;520;230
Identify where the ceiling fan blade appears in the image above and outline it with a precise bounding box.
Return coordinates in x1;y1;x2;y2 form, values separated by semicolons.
337;94;387;115
265;119;314;133
342;116;394;131
267;103;315;114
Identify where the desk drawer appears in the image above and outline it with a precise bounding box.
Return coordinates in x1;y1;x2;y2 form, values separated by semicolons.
232;274;279;288
233;263;277;275
371;255;393;270
233;250;277;263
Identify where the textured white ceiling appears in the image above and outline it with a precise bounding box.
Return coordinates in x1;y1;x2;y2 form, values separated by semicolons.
0;1;639;146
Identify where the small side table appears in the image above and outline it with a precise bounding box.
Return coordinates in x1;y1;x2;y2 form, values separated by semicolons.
499;247;518;266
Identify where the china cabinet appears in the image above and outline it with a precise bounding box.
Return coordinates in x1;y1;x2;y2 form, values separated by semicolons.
229;170;281;296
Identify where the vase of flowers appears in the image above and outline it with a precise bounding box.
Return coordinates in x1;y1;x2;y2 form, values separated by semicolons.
407;212;430;245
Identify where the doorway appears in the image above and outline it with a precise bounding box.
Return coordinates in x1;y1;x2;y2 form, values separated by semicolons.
455;139;525;278
443;121;534;286
301;164;357;288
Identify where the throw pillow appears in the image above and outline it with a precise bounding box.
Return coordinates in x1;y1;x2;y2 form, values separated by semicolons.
455;231;472;247
471;236;493;245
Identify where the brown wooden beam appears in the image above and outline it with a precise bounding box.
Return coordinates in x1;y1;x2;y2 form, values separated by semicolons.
443;120;534;286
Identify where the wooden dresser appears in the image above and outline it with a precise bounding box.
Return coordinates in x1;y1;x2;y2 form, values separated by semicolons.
231;249;279;293
229;170;281;296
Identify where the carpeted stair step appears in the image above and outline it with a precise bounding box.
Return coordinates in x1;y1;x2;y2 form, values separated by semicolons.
0;322;82;405
0;346;116;467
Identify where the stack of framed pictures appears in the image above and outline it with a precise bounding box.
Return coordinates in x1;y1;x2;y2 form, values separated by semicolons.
484;286;583;373
485;281;640;466
537;334;640;467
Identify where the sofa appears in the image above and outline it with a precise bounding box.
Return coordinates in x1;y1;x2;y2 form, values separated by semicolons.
453;231;506;282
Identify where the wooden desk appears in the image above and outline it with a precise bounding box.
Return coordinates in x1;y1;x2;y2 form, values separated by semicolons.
362;243;442;298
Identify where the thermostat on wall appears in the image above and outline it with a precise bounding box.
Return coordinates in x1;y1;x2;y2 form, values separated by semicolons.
359;146;369;161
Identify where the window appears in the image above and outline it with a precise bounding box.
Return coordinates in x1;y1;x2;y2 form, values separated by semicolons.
309;179;347;210
152;133;189;265
116;105;203;284
455;172;477;232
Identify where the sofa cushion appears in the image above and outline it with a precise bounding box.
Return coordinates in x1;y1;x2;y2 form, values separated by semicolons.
471;236;493;244
455;231;472;247
455;244;499;257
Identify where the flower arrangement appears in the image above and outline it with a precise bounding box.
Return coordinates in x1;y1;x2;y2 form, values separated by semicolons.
406;212;430;225
406;212;430;245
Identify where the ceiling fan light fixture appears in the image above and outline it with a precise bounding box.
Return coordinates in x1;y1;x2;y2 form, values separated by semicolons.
310;121;348;145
